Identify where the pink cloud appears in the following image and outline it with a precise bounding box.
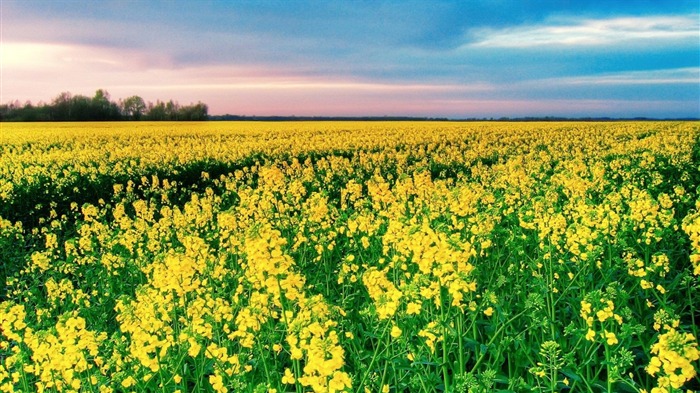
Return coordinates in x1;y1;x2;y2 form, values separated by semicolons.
1;41;493;116
1;42;173;102
2;41;696;118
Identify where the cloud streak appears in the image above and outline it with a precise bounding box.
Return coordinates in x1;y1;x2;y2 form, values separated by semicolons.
538;68;700;86
470;15;699;48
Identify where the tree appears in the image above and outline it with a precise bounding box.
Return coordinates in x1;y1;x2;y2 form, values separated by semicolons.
165;100;179;120
71;94;92;121
179;102;209;120
2;89;209;122
146;101;167;121
91;89;121;120
51;92;73;121
121;95;146;120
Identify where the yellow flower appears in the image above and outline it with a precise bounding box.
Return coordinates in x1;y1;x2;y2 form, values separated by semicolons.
282;368;295;384
647;357;661;376
361;236;370;249
291;347;303;360
209;373;226;393
391;325;402;338
603;330;618;345
121;376;137;388
188;339;202;357
483;307;494;317
596;303;614;322
580;300;592;316
328;371;352;392
585;329;596;342
406;302;422;315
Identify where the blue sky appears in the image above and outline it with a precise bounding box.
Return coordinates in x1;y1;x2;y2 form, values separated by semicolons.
2;0;699;118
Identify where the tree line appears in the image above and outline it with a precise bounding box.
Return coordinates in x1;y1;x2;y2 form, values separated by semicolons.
0;90;208;121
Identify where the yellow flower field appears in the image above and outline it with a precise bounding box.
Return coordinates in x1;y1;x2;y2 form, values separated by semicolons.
1;121;699;392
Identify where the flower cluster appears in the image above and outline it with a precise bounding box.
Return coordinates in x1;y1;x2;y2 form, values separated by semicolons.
646;323;699;392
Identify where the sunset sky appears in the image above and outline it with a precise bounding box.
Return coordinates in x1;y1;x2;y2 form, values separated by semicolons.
2;0;699;118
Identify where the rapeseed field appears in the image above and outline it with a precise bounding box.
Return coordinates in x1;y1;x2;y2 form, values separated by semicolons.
1;121;698;392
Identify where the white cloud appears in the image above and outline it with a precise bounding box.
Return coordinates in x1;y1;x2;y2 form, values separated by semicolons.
532;67;700;86
1;42;171;71
470;15;699;48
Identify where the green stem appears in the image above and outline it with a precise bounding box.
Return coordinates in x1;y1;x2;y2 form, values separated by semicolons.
690;280;698;338
357;322;391;392
547;248;556;341
604;344;612;393
470;308;529;373
579;371;594;393
457;310;465;377
552;261;587;308
257;340;272;385
155;349;167;393
276;276;302;393
440;301;450;392
381;341;390;392
20;368;31;393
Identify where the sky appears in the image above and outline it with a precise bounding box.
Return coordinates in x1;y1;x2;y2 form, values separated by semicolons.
1;0;699;118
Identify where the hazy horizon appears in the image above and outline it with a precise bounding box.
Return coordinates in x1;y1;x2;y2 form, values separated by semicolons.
2;1;699;118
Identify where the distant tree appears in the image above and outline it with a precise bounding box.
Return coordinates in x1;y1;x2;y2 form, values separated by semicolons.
20;101;37;121
51;92;73;121
2;90;208;122
93;89;110;107
121;95;146;120
146;101;167;121
0;100;54;121
92;89;110;120
71;94;92;121
178;102;209;120
165;100;179;120
92;90;121;120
